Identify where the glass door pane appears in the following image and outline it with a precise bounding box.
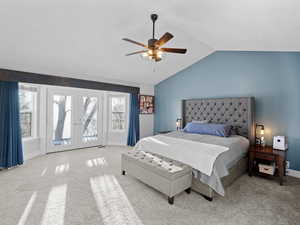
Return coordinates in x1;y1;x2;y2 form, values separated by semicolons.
47;88;103;153
52;95;72;146
111;96;126;130
82;96;98;143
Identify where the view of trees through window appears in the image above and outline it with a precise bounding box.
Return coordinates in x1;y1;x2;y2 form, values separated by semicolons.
111;96;126;130
82;97;98;142
52;95;99;145
52;95;72;145
19;88;36;138
19;86;127;146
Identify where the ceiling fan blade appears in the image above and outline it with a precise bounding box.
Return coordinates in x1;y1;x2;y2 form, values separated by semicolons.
161;48;187;54
125;50;148;56
122;38;148;48
155;32;174;47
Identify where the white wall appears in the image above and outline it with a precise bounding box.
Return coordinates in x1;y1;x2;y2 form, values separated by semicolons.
22;138;41;160
139;85;154;138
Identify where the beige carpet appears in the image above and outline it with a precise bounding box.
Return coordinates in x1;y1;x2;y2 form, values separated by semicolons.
0;146;299;225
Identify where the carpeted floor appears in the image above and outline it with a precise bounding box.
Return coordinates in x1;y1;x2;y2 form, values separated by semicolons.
0;146;299;225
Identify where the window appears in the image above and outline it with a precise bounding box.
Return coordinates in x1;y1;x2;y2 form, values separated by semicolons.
82;96;98;142
19;85;38;138
110;96;126;131
52;95;71;145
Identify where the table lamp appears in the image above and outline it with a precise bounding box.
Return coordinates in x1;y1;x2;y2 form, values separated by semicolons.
255;124;265;146
176;118;182;131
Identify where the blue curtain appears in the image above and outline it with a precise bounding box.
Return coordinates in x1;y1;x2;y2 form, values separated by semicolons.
127;93;140;146
0;81;23;168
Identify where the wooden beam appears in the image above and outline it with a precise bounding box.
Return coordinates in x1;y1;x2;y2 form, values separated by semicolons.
0;69;140;94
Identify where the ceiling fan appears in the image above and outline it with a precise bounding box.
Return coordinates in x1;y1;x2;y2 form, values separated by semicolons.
122;14;187;62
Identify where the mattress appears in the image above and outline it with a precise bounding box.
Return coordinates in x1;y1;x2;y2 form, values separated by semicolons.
163;131;249;196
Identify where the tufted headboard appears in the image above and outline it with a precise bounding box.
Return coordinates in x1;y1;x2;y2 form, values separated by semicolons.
182;97;255;144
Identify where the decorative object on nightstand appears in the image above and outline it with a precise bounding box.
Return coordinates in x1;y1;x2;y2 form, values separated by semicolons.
176;118;182;131
248;145;288;185
273;136;288;151
255;124;265;146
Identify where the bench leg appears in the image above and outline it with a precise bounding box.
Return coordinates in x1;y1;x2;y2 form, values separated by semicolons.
185;188;191;194
200;194;213;202
168;196;174;205
122;170;126;175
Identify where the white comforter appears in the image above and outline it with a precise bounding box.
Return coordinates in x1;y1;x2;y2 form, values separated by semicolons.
135;135;229;176
134;132;249;196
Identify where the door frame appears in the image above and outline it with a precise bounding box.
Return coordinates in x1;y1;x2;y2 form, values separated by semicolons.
77;90;104;149
46;87;103;153
106;93;130;145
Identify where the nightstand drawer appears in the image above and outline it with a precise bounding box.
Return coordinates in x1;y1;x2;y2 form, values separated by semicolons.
259;163;275;175
255;152;275;161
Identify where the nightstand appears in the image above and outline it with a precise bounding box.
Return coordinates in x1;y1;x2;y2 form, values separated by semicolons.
248;145;287;185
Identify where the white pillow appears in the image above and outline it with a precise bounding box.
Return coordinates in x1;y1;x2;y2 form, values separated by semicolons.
192;120;210;124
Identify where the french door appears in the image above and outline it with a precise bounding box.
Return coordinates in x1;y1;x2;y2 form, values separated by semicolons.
47;87;103;153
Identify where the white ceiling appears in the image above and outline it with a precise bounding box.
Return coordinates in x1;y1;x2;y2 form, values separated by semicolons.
0;0;299;86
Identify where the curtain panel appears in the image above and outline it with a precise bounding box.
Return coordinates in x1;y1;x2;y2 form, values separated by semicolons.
0;81;23;168
127;93;140;146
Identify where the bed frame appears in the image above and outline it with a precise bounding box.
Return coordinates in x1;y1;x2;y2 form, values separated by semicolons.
182;97;255;200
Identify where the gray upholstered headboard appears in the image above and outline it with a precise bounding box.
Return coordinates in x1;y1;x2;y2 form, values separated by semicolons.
182;97;255;144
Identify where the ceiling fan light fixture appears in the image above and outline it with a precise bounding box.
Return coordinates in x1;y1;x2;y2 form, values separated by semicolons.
141;52;148;58
123;14;187;62
140;49;163;61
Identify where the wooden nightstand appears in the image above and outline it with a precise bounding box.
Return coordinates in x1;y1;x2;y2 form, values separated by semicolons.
248;145;287;185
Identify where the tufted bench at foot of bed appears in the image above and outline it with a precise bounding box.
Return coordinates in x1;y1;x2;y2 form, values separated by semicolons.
121;150;192;205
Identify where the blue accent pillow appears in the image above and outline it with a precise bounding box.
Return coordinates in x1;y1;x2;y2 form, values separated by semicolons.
183;122;232;137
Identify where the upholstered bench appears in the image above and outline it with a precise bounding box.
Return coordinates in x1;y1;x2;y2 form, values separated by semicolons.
121;150;192;204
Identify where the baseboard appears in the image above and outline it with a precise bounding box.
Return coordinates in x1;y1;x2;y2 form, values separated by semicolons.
24;151;43;161
287;169;300;178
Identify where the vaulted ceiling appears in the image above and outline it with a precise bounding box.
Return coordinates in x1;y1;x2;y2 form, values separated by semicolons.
1;0;299;85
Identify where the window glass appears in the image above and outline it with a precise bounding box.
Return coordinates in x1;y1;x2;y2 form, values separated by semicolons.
82;96;98;142
111;96;126;130
19;86;37;138
52;95;72;145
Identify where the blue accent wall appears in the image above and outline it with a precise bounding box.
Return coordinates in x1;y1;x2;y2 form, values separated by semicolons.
155;51;300;171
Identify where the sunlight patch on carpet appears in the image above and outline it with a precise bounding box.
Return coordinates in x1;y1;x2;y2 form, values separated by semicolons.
41;184;67;225
86;157;107;167
55;164;69;175
17;192;37;225
41;168;47;176
90;175;143;225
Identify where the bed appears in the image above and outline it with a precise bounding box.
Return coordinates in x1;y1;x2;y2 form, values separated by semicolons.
136;97;255;200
